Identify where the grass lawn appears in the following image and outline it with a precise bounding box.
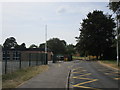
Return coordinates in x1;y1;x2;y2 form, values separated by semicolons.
2;65;49;88
100;60;120;70
72;56;86;60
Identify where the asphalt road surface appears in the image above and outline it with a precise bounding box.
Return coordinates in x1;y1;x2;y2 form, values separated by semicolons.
18;61;72;88
69;60;119;90
16;60;119;89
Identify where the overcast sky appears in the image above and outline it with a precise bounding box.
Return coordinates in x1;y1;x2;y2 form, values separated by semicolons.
1;2;113;47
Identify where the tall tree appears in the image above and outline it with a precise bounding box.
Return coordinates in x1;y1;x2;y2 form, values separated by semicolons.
15;43;26;50
66;44;76;55
76;10;116;59
47;38;66;54
29;44;38;48
3;37;18;49
39;43;45;48
108;1;120;59
108;1;120;19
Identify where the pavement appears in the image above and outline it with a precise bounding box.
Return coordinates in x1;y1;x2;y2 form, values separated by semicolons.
18;61;73;88
17;60;119;90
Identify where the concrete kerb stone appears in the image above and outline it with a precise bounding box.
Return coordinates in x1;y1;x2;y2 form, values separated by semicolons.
66;70;71;90
68;69;74;89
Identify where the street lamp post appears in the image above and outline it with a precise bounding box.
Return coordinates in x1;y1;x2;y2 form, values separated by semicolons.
116;7;120;66
45;24;47;65
116;17;119;66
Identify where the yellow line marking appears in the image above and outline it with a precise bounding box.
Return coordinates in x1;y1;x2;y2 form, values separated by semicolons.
58;64;61;67
104;73;111;75
68;66;71;68
73;70;87;73
73;73;91;77
73;85;101;90
68;65;74;68
72;67;83;70
73;79;98;86
114;72;119;74
72;77;94;80
79;73;91;77
114;78;120;80
72;67;100;90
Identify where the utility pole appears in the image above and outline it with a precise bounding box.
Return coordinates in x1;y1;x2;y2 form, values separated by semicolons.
45;24;47;64
116;8;119;66
116;17;119;66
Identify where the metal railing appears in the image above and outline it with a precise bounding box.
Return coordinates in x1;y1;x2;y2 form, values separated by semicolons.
2;53;47;74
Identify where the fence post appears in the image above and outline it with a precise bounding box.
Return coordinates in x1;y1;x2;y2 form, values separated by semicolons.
53;54;56;63
5;50;7;74
45;53;48;64
19;53;21;69
36;53;38;66
29;53;31;67
41;53;44;65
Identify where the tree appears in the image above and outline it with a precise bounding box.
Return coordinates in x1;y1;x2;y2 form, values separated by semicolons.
108;1;120;60
76;10;116;59
47;38;66;54
29;44;38;48
61;40;67;46
108;1;120;19
3;37;18;49
39;43;45;48
66;44;76;55
15;43;26;50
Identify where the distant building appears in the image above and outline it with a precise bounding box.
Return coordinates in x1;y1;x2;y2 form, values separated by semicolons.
2;48;53;61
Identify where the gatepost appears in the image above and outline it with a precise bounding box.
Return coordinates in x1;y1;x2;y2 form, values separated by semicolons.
53;54;56;63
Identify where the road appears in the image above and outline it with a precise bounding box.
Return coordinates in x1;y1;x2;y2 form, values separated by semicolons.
69;60;119;90
17;60;119;89
18;61;72;88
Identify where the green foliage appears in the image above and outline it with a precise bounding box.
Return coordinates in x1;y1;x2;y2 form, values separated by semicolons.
76;10;116;59
15;43;26;50
39;43;45;48
66;44;76;55
108;1;120;19
3;37;18;49
47;38;66;54
29;44;38;48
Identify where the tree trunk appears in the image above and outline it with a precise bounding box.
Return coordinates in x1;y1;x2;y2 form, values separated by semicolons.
96;55;98;60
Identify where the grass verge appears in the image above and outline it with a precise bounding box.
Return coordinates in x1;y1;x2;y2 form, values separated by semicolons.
2;65;49;88
100;60;120;70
